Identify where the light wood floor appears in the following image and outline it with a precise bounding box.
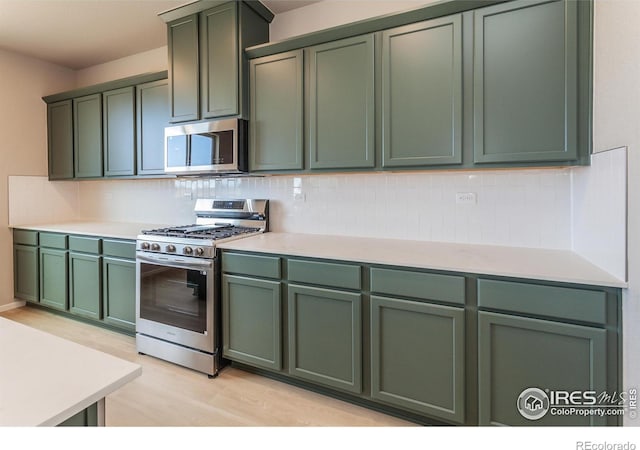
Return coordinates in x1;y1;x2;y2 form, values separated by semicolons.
1;306;413;427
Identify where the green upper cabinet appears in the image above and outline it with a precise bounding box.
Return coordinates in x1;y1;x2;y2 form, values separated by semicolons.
44;72;167;180
200;3;238;118
249;50;304;171
473;0;579;163
47;100;74;180
245;0;592;171
103;87;135;177
308;34;375;170
136;79;170;175
163;1;270;122
73;93;103;178
382;15;462;167
167;14;200;123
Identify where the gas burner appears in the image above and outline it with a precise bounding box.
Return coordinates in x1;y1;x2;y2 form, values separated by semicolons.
141;224;261;240
137;199;268;259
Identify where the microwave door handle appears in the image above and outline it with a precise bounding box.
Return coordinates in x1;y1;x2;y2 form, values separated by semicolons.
136;253;213;271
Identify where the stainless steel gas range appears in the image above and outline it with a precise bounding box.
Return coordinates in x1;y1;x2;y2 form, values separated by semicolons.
135;198;268;377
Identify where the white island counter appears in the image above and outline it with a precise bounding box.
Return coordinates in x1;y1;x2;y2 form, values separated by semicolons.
0;317;141;426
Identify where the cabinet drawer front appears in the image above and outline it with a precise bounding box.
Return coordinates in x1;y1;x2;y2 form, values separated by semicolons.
371;267;465;305
69;236;102;254
102;239;135;259
222;252;280;279
288;259;361;290
477;279;607;325
13;229;38;246
39;233;68;249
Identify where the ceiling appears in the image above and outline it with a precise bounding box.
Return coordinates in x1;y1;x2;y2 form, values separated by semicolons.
0;0;321;70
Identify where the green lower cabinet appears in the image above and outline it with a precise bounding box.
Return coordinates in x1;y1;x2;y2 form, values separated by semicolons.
57;402;99;427
478;311;607;426
14;244;39;302
370;296;465;424
287;284;362;394
222;274;282;371
69;252;102;320
39;249;68;311
102;257;136;331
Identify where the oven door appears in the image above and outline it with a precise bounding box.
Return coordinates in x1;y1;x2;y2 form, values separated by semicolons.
136;251;215;353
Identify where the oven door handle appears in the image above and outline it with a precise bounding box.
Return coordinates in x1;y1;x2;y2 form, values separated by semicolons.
136;253;213;270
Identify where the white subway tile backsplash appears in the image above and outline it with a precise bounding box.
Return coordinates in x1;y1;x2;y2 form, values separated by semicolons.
9;166;598;252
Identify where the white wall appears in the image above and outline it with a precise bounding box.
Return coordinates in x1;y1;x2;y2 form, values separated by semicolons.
269;0;435;41
0;48;75;309
593;0;640;426
75;46;168;88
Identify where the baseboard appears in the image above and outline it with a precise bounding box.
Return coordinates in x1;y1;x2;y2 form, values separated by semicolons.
0;300;26;313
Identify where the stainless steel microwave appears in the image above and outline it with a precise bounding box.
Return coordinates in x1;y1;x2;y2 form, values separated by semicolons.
164;118;247;175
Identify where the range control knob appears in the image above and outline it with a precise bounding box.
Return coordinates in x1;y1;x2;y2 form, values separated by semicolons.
195;247;205;257
166;245;176;253
150;243;161;251
140;242;150;250
184;246;193;255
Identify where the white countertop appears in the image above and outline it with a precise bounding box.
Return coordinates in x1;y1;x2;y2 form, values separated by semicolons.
11;221;170;241
0;317;141;426
218;232;627;288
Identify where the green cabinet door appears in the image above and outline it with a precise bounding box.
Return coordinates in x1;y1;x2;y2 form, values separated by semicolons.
102;257;135;331
222;275;282;371
382;15;462;167
69;252;102;320
249;50;304;171
200;2;238;118
47;100;74;180
14;244;39;302
308;35;375;169
136;79;169;175
168;14;199;123
288;284;362;393
103;87;135;177
473;0;578;163
371;296;465;423
478;311;607;426
39;248;68;311
73;93;103;178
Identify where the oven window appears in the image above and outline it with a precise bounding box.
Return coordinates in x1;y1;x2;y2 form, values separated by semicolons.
139;262;207;333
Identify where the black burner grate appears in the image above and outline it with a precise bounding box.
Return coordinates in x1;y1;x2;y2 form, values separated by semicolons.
142;225;260;240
